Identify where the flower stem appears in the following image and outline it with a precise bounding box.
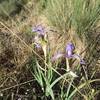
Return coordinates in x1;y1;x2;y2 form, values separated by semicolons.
66;58;70;72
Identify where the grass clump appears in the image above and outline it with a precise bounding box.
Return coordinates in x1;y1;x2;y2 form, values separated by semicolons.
45;0;100;36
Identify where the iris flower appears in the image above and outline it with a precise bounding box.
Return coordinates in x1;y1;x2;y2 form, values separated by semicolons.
32;25;45;36
32;25;46;48
52;42;85;64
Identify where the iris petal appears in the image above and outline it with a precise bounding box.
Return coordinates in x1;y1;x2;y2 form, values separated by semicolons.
52;52;64;61
66;42;75;51
66;42;75;57
72;54;85;64
32;25;45;36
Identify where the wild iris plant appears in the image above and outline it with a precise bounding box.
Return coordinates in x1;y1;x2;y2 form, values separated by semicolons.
32;25;86;99
32;24;47;76
32;25;85;78
52;42;85;64
52;42;85;77
32;25;56;99
32;25;46;48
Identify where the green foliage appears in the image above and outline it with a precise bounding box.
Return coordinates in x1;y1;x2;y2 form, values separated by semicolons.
31;56;100;99
44;0;100;35
71;0;100;35
45;0;71;34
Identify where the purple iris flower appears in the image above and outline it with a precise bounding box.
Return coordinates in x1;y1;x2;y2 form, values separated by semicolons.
52;42;85;64
66;42;75;58
32;25;45;36
32;25;46;48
